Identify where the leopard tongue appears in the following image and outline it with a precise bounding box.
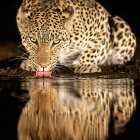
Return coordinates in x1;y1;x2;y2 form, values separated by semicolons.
35;71;52;78
43;71;52;78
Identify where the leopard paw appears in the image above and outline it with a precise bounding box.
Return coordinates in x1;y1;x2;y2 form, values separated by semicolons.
20;60;36;71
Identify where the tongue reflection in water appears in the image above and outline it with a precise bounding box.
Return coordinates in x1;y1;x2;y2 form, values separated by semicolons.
18;78;136;140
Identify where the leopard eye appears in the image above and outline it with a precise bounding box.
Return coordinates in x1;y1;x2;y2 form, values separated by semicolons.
29;37;37;43
52;40;61;46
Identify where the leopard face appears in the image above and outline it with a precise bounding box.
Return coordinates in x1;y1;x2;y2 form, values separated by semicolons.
17;1;74;72
17;0;136;73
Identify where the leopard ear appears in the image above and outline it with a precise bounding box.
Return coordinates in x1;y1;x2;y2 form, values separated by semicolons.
63;5;74;16
61;5;74;21
20;0;41;19
16;7;30;32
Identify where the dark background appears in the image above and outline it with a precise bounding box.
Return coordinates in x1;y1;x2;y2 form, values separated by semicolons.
0;0;139;43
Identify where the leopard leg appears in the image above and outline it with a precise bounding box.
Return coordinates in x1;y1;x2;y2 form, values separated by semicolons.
74;48;102;74
20;59;36;71
107;16;136;65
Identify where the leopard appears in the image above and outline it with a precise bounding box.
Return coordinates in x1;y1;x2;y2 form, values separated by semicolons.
18;78;136;140
16;0;136;74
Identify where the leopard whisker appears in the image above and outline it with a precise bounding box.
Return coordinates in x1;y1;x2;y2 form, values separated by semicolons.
17;44;23;48
56;64;74;73
16;56;28;59
20;52;29;57
17;44;27;51
52;67;60;75
10;57;27;61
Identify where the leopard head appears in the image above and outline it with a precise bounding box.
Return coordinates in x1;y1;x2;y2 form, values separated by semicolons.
16;0;77;72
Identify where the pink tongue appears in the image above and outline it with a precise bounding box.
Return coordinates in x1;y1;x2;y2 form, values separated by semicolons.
35;71;52;78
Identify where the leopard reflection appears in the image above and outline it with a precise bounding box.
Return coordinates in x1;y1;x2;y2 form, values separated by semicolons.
18;78;136;140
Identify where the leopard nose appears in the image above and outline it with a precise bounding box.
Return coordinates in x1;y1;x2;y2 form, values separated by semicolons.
41;64;48;68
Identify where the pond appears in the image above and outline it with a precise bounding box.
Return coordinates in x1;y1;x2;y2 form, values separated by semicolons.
0;76;140;140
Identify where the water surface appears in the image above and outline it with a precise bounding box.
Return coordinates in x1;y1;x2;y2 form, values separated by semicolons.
0;76;140;140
